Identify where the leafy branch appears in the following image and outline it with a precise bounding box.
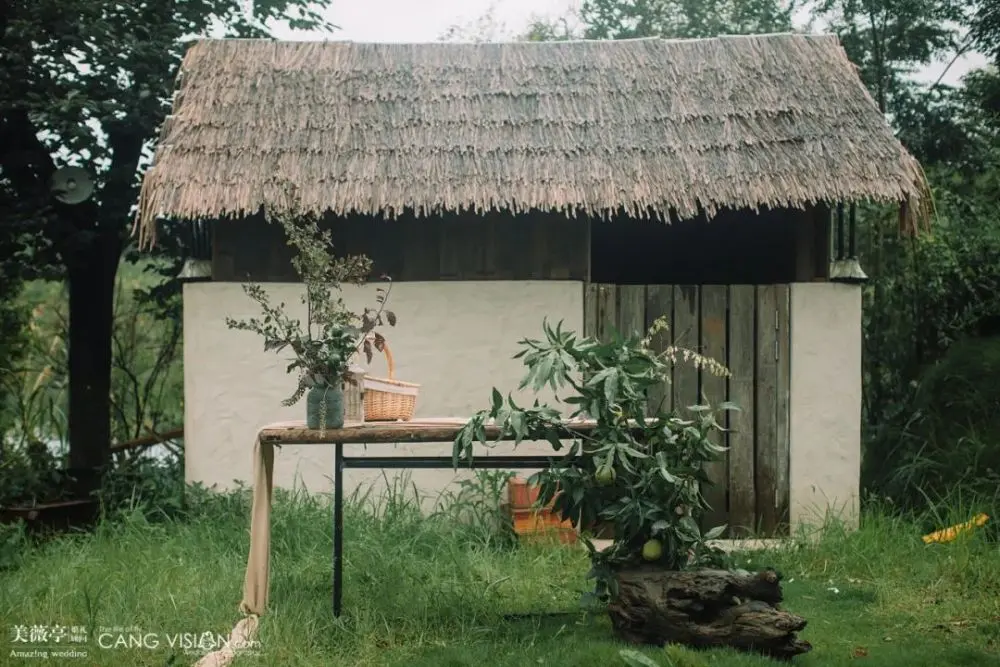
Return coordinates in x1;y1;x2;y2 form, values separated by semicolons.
225;189;398;407
453;318;737;600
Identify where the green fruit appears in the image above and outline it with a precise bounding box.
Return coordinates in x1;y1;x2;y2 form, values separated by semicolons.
594;466;616;487
641;538;663;562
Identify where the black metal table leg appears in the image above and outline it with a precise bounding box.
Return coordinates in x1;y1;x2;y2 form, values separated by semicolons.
333;441;344;617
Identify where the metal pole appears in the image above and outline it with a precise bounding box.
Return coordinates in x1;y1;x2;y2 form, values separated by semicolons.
333;442;344;617
848;204;858;258
836;202;845;260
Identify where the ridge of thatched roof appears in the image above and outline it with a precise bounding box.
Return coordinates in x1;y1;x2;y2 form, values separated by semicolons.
134;33;931;247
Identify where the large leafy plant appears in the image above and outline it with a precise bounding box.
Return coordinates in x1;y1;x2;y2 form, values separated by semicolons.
225;203;397;407
452;319;735;599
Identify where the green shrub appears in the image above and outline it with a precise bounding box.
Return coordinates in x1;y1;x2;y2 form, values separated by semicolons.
866;336;1000;513
859;178;1000;513
0;274;29;458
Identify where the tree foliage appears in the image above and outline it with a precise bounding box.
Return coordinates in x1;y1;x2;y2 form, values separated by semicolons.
811;0;1000;509
1;0;334;241
1;0;335;489
971;0;1000;58
579;0;797;39
812;0;970;115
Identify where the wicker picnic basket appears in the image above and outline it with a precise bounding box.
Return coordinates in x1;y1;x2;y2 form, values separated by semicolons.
363;340;420;422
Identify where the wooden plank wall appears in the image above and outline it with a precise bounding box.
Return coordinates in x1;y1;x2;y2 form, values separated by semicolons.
583;283;791;537
212;213;589;282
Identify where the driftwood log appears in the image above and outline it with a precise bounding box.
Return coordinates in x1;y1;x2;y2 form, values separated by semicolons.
607;567;811;660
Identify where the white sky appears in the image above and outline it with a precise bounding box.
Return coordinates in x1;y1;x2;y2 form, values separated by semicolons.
271;0;578;42
267;0;989;86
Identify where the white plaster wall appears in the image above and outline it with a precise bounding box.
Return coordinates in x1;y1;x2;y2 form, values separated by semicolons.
182;281;583;509
789;282;862;530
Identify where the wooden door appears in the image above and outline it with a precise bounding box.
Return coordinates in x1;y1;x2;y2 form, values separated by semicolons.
583;283;791;536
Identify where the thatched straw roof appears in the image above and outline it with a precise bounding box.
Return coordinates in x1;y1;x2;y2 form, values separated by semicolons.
135;33;931;247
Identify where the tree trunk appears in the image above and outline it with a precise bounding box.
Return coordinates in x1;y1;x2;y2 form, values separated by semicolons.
607;567;811;660
66;229;121;497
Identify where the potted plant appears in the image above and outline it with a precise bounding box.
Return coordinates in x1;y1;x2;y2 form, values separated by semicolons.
225;204;398;430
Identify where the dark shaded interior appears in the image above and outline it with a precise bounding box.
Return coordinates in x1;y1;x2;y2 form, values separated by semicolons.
209;205;829;285
590;208;817;285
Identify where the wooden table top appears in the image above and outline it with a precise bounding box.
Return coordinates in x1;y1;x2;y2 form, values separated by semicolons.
257;417;600;444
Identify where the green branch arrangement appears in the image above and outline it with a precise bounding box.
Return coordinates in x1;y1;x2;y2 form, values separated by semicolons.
225;194;398;408
452;318;737;602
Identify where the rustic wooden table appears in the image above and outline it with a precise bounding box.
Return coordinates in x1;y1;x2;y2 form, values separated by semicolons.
257;418;599;617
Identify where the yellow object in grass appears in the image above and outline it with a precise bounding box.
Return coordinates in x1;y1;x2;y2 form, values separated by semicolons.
922;513;989;544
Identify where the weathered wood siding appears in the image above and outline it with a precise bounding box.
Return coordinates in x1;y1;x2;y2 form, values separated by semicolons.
210;205;828;285
584;283;792;537
211;212;589;282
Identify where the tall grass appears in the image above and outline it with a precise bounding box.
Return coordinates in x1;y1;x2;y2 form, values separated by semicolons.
1;475;998;667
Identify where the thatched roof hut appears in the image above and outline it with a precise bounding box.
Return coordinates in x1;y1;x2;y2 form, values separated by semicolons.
135;33;930;247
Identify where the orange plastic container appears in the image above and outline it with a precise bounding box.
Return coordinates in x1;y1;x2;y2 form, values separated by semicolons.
508;477;544;509
511;507;577;544
505;476;576;543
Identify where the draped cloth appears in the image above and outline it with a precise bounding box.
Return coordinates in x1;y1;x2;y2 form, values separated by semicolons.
192;421;291;667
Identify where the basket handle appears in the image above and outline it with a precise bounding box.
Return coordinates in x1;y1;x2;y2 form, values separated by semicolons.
360;334;395;380
379;339;395;380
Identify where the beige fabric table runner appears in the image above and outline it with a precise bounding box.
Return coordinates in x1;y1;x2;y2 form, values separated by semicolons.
195;418;474;667
193;420;298;667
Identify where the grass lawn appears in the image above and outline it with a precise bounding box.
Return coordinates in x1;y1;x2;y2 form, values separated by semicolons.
1;479;998;667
